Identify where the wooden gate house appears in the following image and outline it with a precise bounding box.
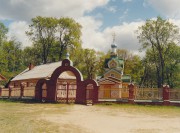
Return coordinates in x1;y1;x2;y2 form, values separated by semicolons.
5;58;99;104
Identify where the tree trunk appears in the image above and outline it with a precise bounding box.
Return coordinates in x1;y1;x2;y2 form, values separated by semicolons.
42;43;46;64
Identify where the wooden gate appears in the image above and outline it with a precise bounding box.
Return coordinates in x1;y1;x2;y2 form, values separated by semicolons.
86;84;94;104
42;83;47;102
56;82;77;103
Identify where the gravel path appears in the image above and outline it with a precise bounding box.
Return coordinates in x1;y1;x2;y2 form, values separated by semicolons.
41;105;180;133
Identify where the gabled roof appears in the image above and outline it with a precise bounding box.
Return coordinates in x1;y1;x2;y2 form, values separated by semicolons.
104;69;122;76
104;57;124;69
98;76;121;84
122;75;131;82
0;74;6;81
11;61;76;81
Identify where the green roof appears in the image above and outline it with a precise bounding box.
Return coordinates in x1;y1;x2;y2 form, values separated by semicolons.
122;75;131;82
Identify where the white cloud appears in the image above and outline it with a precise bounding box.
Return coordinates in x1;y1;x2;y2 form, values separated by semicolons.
5;0;180;56
78;16;144;54
0;0;109;47
103;21;144;53
77;16;107;51
6;16;145;55
122;0;132;3
106;6;117;13
7;21;31;47
145;0;180;19
0;0;109;21
119;9;129;22
0;0;144;54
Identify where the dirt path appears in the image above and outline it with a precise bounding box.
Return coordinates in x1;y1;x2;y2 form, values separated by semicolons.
40;105;180;133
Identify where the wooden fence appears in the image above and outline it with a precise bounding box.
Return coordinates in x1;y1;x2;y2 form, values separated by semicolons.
169;89;180;101
98;85;180;104
0;87;35;99
0;84;179;105
135;88;163;100
98;88;129;100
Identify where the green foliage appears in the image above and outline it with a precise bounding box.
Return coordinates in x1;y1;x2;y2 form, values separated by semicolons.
0;22;8;46
57;17;82;60
117;49;143;83
1;16;179;89
26;16;82;64
22;46;42;66
137;16;180;88
0;39;25;85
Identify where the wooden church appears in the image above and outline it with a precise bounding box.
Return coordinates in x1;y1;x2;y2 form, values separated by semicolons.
98;39;131;99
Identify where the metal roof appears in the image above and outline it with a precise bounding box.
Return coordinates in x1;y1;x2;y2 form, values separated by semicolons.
11;61;76;81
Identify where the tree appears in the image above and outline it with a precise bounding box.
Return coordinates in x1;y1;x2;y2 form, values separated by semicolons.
57;17;82;60
0;22;8;46
0;39;24;84
164;44;180;88
22;46;42;66
26;16;82;64
117;49;143;83
136;16;180;88
140;49;158;87
26;16;57;64
82;49;98;79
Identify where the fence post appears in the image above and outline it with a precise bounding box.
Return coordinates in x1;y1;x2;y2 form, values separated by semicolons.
0;87;2;97
163;85;170;105
20;83;25;99
128;83;134;104
8;86;12;98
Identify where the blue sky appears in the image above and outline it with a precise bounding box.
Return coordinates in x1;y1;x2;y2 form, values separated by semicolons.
86;0;159;29
0;0;180;54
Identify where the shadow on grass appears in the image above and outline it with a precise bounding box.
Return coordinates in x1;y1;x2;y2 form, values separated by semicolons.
0;98;40;104
0;98;76;105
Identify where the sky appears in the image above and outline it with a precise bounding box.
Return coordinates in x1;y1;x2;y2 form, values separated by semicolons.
1;0;180;55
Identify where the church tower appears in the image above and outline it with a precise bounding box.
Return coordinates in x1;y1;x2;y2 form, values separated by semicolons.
110;33;117;57
98;33;131;91
97;34;131;100
104;34;124;78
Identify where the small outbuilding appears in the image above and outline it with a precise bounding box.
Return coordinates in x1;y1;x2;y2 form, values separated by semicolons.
9;58;99;104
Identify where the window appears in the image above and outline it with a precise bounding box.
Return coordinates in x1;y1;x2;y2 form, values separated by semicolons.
111;74;114;77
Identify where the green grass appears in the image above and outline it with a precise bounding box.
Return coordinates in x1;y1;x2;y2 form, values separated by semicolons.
96;103;180;117
0;99;69;133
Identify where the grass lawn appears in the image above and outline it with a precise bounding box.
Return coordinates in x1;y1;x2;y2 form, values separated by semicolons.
0;99;69;133
0;99;180;133
96;103;180;117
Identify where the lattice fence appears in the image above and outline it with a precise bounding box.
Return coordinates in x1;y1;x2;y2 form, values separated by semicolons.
169;89;180;101
135;88;162;100
98;88;129;99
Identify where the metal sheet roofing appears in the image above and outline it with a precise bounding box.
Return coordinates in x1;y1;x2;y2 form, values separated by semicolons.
11;61;76;81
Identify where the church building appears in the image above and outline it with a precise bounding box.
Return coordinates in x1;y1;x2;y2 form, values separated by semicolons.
98;39;131;99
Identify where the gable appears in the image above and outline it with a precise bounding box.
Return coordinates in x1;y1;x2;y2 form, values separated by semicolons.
104;69;121;79
98;76;121;84
11;61;62;81
98;79;116;84
108;59;118;68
